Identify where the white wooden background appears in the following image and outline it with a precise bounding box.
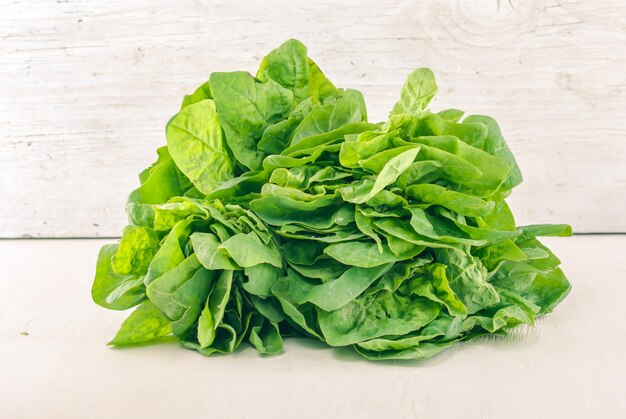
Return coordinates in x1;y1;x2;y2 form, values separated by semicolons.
2;236;625;418
1;0;625;237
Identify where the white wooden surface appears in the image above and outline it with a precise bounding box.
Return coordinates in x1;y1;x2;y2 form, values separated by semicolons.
1;0;625;237
0;236;624;418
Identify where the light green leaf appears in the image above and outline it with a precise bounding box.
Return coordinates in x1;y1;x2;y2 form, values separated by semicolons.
166;99;234;194
112;225;160;275
210;71;294;170
108;300;171;346
391;68;437;115
219;232;282;268
92;244;145;310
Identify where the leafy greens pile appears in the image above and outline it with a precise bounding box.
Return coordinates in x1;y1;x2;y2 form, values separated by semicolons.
92;39;571;361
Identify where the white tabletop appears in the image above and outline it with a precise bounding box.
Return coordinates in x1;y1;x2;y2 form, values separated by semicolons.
1;236;624;418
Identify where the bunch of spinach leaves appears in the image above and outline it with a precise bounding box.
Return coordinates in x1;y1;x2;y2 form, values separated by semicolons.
92;39;571;361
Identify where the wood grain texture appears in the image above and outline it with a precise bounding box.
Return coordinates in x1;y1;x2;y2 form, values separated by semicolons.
0;236;624;418
1;0;625;237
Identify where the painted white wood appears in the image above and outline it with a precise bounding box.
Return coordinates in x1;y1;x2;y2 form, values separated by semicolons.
0;236;623;418
1;0;625;237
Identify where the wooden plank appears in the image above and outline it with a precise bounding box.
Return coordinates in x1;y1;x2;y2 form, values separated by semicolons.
0;236;623;417
1;0;625;237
